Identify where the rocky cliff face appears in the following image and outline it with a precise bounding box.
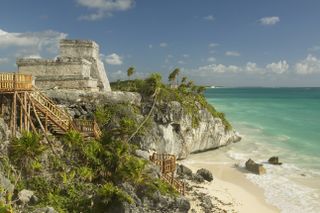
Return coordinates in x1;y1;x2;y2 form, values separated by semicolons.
138;101;241;159
45;89;241;159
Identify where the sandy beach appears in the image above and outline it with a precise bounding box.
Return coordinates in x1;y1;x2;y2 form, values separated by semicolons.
180;148;280;213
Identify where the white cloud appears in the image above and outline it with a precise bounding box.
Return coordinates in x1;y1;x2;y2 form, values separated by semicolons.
259;16;280;25
209;43;219;48
195;64;241;76
178;60;185;65
167;54;173;58
190;59;291;78
204;15;215;21
0;28;67;62
225;51;240;57
76;0;135;21
24;55;42;59
160;42;168;48
182;54;189;58
0;29;67;50
148;44;153;49
105;53;123;65
0;57;8;64
245;62;262;73
266;60;289;74
295;54;320;74
207;57;216;62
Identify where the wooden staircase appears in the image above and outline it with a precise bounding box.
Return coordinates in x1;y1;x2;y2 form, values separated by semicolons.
150;153;186;195
29;87;102;138
0;73;102;139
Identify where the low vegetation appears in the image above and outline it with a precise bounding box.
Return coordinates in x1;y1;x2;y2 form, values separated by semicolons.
111;70;232;130
1;130;176;212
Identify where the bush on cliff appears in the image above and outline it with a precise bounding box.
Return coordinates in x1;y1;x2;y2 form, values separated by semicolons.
111;73;232;130
2;130;176;212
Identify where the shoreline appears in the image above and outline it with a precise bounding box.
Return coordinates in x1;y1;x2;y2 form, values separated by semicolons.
180;148;280;213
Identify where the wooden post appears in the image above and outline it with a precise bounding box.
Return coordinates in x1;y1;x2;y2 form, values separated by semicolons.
24;92;27;131
16;94;37;133
45;113;48;133
12;92;17;137
19;93;23;132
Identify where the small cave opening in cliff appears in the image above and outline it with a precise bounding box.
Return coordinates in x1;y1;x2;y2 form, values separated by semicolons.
171;123;181;133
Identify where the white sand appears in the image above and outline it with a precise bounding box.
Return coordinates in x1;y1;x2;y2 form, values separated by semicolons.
180;149;280;213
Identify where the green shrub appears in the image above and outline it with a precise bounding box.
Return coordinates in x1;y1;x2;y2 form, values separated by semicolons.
63;130;83;148
93;182;133;211
95;105;112;126
9;132;46;172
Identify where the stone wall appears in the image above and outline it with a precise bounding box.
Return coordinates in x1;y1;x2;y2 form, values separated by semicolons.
59;39;111;91
17;39;111;92
17;58;92;77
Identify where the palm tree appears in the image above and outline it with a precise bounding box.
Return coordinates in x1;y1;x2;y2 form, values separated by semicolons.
168;68;180;87
127;66;135;80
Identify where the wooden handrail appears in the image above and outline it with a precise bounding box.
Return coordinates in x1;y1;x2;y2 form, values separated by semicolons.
29;89;72;131
150;153;185;195
73;119;102;138
0;73;32;91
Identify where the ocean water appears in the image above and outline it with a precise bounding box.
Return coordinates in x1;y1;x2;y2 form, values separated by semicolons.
205;87;320;213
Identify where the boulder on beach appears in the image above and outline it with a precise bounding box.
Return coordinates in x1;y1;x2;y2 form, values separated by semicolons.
196;168;213;182
268;156;282;165
176;164;193;177
245;159;266;175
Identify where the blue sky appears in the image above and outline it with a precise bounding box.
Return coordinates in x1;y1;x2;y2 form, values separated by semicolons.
0;0;320;87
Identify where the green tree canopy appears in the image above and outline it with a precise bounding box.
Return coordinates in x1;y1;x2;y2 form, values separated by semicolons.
168;68;180;86
127;67;135;79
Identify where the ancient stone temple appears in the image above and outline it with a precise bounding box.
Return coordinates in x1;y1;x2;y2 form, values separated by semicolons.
16;39;111;92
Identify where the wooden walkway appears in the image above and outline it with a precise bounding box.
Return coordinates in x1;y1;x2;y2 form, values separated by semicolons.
0;73;101;139
150;153;186;195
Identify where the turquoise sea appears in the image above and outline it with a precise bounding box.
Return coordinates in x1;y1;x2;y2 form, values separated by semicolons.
205;87;320;213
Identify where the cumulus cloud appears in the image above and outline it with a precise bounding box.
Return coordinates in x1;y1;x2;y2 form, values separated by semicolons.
105;53;123;65
0;29;67;50
159;42;168;48
189;59;292;78
76;0;135;21
203;15;215;21
266;60;289;74
245;62;262;73
259;16;280;25
295;54;320;74
209;43;219;48
225;51;240;57
24;55;42;59
207;57;216;62
148;44;153;49
194;64;241;77
0;28;67;64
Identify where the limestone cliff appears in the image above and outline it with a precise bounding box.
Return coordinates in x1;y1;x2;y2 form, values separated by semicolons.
139;100;241;159
45;89;241;159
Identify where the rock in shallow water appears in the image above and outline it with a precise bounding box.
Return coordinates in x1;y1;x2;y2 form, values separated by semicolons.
268;156;282;165
196;168;213;182
245;158;266;175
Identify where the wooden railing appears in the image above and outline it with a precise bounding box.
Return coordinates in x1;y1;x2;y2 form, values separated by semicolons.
150;153;176;174
30;88;72;131
150;153;186;195
0;73;32;91
73;119;102;138
161;173;186;195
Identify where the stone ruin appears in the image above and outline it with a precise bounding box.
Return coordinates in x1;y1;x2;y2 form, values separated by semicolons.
16;39;111;92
